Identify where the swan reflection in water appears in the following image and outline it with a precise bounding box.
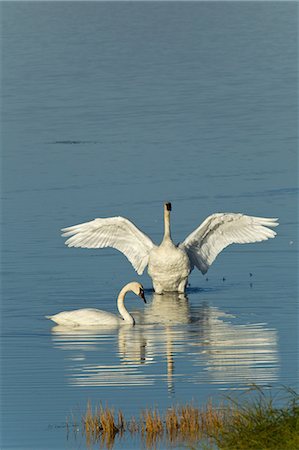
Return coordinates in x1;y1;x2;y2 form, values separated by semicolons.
50;292;278;392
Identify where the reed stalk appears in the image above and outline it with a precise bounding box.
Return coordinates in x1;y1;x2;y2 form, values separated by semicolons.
79;387;298;449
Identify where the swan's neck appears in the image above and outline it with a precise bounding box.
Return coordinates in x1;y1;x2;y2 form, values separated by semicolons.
117;287;135;325
162;206;172;244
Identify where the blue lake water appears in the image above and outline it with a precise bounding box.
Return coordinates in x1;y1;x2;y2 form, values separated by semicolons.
1;2;298;449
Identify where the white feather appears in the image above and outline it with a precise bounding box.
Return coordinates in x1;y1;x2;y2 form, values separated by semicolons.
62;217;155;275
61;205;278;293
180;213;279;274
46;282;145;327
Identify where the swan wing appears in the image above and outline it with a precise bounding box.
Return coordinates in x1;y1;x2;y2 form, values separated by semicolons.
180;213;279;274
61;217;155;275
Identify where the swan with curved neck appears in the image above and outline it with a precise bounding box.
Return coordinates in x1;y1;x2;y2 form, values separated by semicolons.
46;282;146;326
61;202;278;294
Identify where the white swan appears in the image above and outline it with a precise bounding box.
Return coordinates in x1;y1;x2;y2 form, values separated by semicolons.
46;282;146;326
61;203;278;294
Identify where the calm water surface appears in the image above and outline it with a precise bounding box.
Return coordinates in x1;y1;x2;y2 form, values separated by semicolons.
1;2;298;449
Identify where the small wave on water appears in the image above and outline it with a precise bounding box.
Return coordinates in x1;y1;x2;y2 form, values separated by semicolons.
49;293;279;391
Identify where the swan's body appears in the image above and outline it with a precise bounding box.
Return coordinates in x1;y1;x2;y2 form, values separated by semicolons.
62;203;278;294
148;237;191;293
46;282;146;326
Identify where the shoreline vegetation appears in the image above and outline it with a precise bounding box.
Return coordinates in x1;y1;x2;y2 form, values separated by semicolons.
69;387;299;449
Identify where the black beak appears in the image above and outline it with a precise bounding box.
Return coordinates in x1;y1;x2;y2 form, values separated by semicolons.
139;290;146;303
165;202;172;211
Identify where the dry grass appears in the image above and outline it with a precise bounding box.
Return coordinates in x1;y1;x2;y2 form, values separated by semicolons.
79;388;299;449
81;399;228;448
141;408;164;448
83;402;123;449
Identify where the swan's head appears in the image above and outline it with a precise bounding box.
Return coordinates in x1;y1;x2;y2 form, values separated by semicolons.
126;282;146;303
164;202;172;212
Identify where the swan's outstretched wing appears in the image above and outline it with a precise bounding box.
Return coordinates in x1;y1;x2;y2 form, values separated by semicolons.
61;217;155;275
180;213;279;274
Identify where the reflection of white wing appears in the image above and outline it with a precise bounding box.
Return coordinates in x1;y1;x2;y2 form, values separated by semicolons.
180;213;279;274
196;309;278;384
62;217;155;274
50;302;278;389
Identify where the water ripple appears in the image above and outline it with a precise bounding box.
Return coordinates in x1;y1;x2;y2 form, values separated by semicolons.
50;293;278;391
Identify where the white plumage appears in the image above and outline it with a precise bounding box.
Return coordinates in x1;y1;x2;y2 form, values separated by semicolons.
62;203;278;294
180;213;279;274
62;217;154;275
46;282;146;326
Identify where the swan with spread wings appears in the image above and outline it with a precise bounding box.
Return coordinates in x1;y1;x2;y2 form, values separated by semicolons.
62;203;278;294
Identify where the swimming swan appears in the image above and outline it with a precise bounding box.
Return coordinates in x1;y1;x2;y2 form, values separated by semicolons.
46;282;146;326
61;203;278;294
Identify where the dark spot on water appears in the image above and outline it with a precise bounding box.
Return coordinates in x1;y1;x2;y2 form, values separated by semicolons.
249;273;253;277
222;277;226;281
49;140;98;145
186;286;219;294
